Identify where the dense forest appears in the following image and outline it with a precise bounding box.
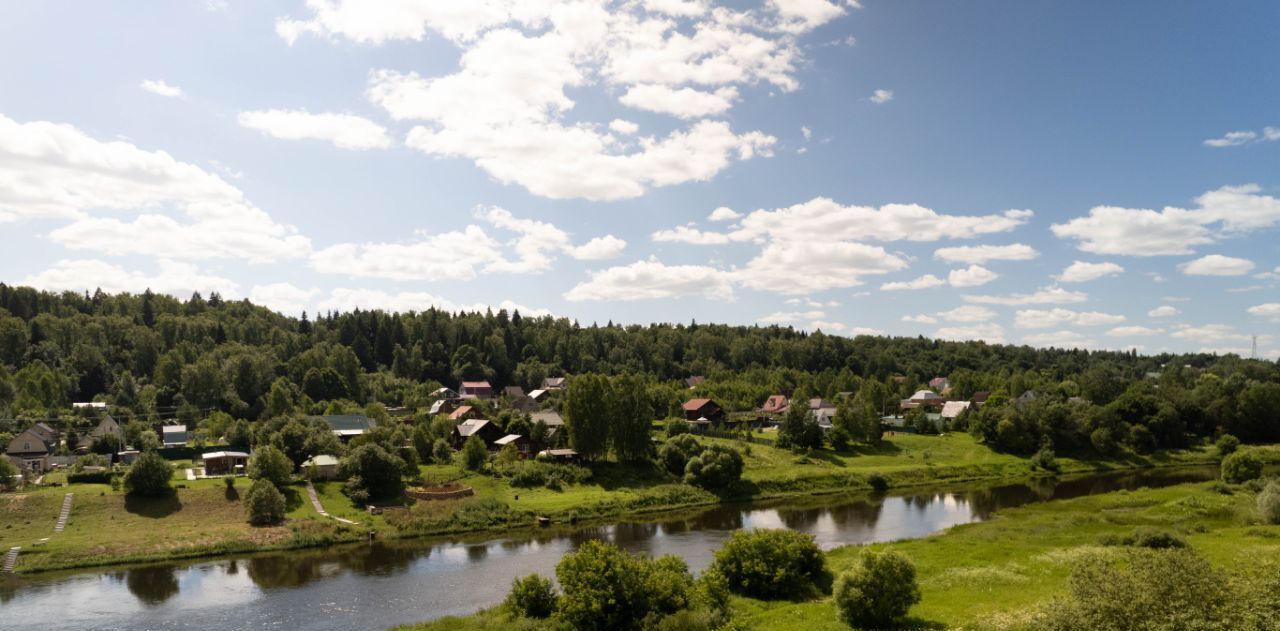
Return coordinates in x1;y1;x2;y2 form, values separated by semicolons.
1;284;1278;455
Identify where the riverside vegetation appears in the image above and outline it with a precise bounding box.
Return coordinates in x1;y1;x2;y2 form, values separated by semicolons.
2;286;1280;575
399;463;1280;631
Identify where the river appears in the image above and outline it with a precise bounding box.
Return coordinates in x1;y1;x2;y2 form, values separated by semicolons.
0;466;1218;630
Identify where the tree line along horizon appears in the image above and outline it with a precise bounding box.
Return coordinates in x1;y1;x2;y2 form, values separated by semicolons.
1;284;1279;461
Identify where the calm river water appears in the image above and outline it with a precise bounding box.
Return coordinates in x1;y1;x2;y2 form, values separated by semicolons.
0;466;1217;630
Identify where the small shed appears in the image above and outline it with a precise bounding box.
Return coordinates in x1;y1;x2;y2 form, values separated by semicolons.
494;434;533;457
202;451;250;476
301;454;340;479
537;448;579;462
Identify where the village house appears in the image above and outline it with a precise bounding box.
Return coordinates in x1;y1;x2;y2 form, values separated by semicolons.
202;451;249;476
312;414;377;441
431;387;461;400
429;399;458;416
940;400;971;423
540;377;567;390
161;424;188;448
5;426;56;473
809;398;837;429
503;386;526;399
449;405;478;422
682;398;725;431
761;394;790;415
73;401;108;411
531;410;566;440
117;449;140;465
971;391;991;407
900;390;945;411
929;377;950;392
684;376;706;389
452;419;505;450
460;380;494;399
89;414;124;443
527;388;549;402
301;454;340;479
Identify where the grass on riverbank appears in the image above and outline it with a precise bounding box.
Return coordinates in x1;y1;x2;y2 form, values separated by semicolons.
0;433;1255;575
0;477;363;573
398;476;1280;631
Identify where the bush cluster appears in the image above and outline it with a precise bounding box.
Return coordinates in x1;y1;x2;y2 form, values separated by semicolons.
711;529;830;600
834;549;922;629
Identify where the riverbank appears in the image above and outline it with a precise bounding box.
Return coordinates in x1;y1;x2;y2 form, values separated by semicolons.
0;434;1269;575
398;475;1280;630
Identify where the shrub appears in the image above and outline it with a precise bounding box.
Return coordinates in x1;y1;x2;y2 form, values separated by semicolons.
1040;548;1232;630
711;529;830;599
1117;527;1188;549
664;418;690;438
659;434;704;476
1090;427;1116;455
867;472;889;493
1222;450;1264;483
683;444;744;491
1216;433;1240;458
1258;480;1280;525
461;435;488;471
432;438;452;464
248;445;293;489
245;478;286;525
834;549;922;630
1031;444;1059;472
555;540;695;630
504;573;558;619
124;451;173;497
507;461;592;489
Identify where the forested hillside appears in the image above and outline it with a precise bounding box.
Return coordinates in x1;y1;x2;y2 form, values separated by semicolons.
1;284;1278;450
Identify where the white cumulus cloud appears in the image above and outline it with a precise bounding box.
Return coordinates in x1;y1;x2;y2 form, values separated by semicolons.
1178;254;1255;276
934;244;1038;265
140;79;184;98
1056;260;1124;283
238;109;394;150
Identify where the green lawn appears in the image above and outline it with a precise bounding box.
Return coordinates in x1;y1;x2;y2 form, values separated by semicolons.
398;478;1280;631
0;476;360;573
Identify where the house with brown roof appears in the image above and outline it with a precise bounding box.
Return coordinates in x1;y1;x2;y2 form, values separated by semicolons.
452;419;505;449
761;395;790;415
682;398;725;424
449;405;478;421
460;381;494;399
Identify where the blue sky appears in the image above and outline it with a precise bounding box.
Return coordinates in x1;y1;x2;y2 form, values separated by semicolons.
0;0;1277;357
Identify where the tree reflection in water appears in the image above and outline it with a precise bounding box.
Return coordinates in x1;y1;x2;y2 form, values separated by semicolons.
123;565;180;606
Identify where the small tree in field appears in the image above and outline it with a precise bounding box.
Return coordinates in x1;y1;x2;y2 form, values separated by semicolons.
834;549;922;629
124;450;173;497
248;444;293;489
245;478;286;525
462;435;488;470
